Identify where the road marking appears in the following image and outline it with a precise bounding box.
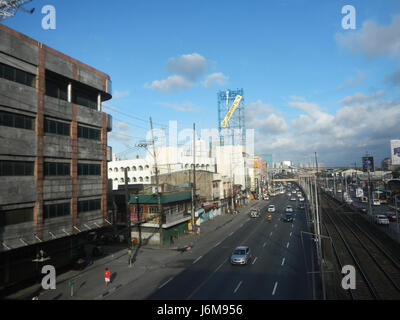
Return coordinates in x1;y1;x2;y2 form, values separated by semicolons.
272;281;278;295
292;224;294;228
290;232;292;237
193;256;202;264
214;241;221;248
234;281;243;293
252;257;258;265
274;224;277;228
286;242;290;248
263;242;267;247
269;231;273;237
229;231;234;236
158;277;173;289
281;257;285;266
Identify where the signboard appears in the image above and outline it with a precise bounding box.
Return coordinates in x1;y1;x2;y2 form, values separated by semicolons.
356;188;363;198
391;140;400;165
362;156;374;172
221;95;242;127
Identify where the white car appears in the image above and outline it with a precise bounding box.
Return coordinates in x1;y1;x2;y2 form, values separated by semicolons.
290;197;296;201
374;215;389;225
299;197;305;202
373;199;380;206
268;205;275;213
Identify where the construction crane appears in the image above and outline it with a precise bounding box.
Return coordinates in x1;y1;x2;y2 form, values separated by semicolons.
0;0;34;21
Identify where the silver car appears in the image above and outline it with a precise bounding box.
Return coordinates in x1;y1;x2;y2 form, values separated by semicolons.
230;246;252;265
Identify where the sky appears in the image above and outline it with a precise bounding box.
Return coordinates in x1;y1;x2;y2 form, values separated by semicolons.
3;0;400;167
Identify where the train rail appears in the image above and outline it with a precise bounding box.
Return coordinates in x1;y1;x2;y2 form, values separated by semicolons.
319;192;400;300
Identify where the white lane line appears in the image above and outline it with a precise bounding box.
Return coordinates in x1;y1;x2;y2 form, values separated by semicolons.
272;281;278;296
229;231;234;236
263;242;267;247
281;257;285;266
252;257;258;265
290;232;292;237
158;277;173;289
269;231;273;237
286;242;290;248
214;241;221;248
193;256;203;264
292;224;294;228
234;281;243;293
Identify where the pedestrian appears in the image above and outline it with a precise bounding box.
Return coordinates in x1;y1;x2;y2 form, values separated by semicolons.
104;267;111;287
170;235;174;245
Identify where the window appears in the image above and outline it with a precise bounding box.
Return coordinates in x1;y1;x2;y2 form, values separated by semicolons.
78;199;101;214
139;177;143;182
45;78;67;101
44;118;70;136
0;207;34;226
139;166;143;171
149;206;159;213
0;111;34;130
114;167;118;172
44;162;70;176
43;202;70;219
145;176;149;182
78;163;101;176
73;88;97;110
78;125;101;141
145;165;149;169
132;166;136;171
133;177;137;182
0;62;36;88
0;161;34;176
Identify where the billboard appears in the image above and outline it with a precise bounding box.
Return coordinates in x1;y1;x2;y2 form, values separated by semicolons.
362;156;374;172
391;140;400;165
221;95;242;128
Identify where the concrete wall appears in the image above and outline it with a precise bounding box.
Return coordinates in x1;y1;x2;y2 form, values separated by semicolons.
43;178;73;200
0;176;36;205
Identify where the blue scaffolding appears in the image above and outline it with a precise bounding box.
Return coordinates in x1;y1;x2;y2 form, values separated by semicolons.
217;88;245;146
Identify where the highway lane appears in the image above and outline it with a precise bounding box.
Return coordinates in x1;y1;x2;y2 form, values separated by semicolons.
148;190;313;300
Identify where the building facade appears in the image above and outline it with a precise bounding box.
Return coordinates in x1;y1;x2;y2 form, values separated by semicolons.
0;25;112;290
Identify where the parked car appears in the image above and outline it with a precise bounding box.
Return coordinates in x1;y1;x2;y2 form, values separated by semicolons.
374;215;389;225
230;246;252;265
290;197;296;201
298;203;305;210
373;199;380;206
299;197;305;202
268;205;276;213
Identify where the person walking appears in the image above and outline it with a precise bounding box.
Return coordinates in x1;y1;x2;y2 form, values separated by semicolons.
104;268;111;287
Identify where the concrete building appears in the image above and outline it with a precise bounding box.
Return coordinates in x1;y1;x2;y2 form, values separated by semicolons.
0;25;112;291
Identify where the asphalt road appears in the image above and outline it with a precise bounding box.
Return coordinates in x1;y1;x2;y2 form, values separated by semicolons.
144;191;313;300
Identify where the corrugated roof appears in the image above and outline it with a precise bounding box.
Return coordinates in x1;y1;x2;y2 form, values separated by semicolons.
129;191;191;205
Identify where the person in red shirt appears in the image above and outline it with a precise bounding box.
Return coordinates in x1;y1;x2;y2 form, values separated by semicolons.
104;268;111;287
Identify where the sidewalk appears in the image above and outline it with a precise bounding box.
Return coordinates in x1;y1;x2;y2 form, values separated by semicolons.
5;200;261;300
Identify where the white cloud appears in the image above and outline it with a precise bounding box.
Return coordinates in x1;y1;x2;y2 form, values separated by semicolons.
157;101;197;112
114;121;131;131
109;131;132;143
202;72;229;88
166;53;207;81
112;90;130;99
253;95;400;166
338;90;385;105
245;100;288;134
336;15;400;59
338;70;368;89
144;75;193;93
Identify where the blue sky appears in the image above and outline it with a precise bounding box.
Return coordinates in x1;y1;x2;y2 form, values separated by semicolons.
3;0;400;167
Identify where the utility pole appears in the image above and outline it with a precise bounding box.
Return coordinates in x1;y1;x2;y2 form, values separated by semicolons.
124;168;133;266
150;117;163;245
191;123;196;232
314;152;325;300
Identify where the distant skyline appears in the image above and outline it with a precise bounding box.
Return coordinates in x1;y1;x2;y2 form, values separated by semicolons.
3;0;400;167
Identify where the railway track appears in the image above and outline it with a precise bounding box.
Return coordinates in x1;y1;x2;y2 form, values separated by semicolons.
320;192;400;300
